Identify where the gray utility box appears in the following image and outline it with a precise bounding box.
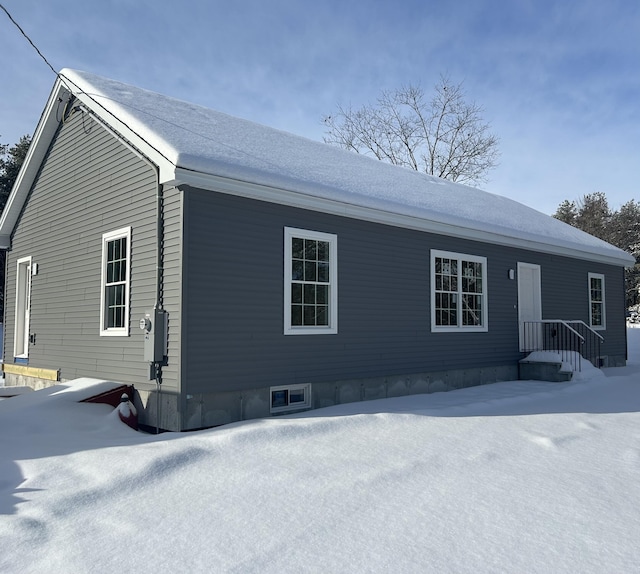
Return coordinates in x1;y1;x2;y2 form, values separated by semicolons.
140;309;168;363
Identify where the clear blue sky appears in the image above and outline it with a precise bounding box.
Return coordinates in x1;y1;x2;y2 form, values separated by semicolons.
1;0;638;214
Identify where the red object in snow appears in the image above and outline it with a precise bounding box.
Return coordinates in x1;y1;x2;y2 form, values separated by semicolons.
117;393;139;431
81;384;135;408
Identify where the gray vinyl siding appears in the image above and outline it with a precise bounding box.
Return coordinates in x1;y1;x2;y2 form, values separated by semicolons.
159;185;183;391
540;257;627;358
3;109;180;389
181;187;629;396
3;101;627;417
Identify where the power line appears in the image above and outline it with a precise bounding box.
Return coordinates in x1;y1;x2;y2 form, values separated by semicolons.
0;3;58;77
0;2;174;166
2;2;187;169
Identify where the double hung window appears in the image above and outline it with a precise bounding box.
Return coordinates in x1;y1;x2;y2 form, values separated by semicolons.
100;227;131;336
431;250;487;332
284;227;337;335
588;273;606;329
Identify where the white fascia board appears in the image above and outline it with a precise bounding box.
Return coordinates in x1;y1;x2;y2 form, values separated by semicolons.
0;78;174;250
170;168;635;268
71;91;175;182
0;79;72;248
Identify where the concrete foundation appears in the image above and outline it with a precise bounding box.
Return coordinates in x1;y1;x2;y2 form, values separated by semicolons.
3;372;58;391
518;361;573;382
4;354;627;432
135;387;181;432
176;364;519;431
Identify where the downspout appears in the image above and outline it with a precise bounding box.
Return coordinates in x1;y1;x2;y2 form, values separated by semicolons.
70;103;167;432
131;153;165;434
153;163;164;434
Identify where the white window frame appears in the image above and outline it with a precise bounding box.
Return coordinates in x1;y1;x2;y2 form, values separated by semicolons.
284;227;338;335
14;256;32;358
100;227;131;336
588;272;606;330
431;249;488;332
270;383;312;413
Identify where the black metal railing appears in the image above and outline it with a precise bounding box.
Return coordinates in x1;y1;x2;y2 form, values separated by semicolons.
521;320;604;372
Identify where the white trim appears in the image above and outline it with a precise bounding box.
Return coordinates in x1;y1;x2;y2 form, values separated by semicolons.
431;249;488;332
588;272;606;330
14;256;32;358
284;227;338;335
0;81;73;249
173;169;636;269
67;86;175;182
100;227;132;336
0;73;633;271
0;75;633;271
270;383;312;413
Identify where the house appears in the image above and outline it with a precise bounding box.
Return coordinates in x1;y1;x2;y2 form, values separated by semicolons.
0;69;634;431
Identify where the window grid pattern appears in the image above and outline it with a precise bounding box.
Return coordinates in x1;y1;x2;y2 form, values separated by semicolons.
291;237;330;327
590;275;604;327
433;253;486;329
435;257;458;326
105;236;128;329
461;260;483;327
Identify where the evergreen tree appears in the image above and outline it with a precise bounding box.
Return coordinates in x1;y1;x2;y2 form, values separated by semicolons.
0;135;31;211
553;200;578;225
554;193;640;309
612;200;640;309
611;200;640;255
0;134;32;317
574;192;611;241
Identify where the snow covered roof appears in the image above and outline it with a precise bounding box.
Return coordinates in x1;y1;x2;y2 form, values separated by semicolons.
0;69;634;267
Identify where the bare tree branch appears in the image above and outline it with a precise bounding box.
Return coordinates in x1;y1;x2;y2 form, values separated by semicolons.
323;76;500;186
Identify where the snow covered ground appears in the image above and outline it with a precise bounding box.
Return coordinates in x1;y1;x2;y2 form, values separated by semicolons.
1;330;640;573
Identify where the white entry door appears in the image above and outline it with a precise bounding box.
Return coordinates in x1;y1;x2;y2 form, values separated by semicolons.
14;256;32;358
517;262;542;351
